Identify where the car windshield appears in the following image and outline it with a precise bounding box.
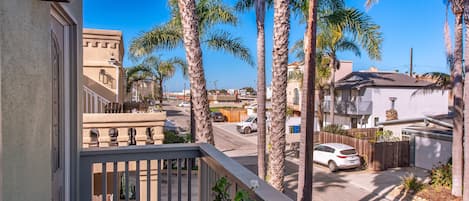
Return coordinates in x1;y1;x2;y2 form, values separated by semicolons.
340;149;357;155
245;117;255;122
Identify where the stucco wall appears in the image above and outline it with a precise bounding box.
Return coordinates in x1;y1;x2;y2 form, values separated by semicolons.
367;88;449;128
415;135;452;170
0;1;82;200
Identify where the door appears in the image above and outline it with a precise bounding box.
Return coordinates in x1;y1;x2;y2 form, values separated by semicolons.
51;14;65;201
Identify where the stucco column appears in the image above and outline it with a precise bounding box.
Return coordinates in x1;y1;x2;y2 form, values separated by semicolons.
98;128;111;148
153;126;164;144
82;128;92;148
135;127;147;145
116;128;129;146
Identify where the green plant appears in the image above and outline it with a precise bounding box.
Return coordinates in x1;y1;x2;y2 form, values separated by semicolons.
401;174;424;192
430;162;452;188
323;124;346;135
286;107;294;117
212;177;252;201
213;177;230;201
163;131;186;144
375;130;399;142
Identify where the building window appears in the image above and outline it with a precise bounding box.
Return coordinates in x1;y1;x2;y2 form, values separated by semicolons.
374;117;379;127
99;69;108;84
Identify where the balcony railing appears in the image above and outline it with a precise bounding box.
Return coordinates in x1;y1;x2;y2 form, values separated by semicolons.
79;143;292;201
323;100;372;115
82;112;166;148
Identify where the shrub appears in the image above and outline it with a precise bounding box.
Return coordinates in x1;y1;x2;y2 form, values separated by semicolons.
430;162;452;188
163;131;186;144
212;177;252;201
402;174;424;192
323;124;346;135
375;130;399;142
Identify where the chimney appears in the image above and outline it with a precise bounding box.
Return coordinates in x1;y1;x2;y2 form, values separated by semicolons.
386;97;398;121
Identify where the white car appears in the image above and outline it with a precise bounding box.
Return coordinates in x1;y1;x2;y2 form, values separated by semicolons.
313;143;361;172
177;102;190;107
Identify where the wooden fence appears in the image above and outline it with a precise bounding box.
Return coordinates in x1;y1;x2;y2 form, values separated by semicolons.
314;131;409;171
346;128;379;139
219;108;248;122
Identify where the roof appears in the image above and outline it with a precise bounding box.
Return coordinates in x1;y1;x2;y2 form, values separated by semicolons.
336;72;433;89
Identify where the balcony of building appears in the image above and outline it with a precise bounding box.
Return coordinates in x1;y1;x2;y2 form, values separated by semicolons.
81;112;291;201
323;100;373;116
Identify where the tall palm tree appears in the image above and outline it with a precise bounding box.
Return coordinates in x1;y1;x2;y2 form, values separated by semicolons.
235;0;268;180
448;0;464;197
297;0;318;200
177;0;214;144
269;0;290;192
318;8;382;125
463;0;469;199
287;50;331;130
127;56;188;105
130;0;254;66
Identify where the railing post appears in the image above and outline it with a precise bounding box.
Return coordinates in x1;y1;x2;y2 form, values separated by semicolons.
153;126;164;144
117;128;129;146
82;128;92;148
135;127;147;145
98;128;111;148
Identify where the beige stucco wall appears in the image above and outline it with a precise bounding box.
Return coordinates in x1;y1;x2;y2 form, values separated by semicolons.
0;1;82;201
83;29;125;103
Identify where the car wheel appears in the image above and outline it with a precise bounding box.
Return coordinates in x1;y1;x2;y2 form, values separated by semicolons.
328;161;338;172
244;127;251;134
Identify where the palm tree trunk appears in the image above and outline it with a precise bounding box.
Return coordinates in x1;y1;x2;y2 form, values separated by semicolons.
255;0;267;180
269;0;290;192
177;0;214;145
159;78;164;105
452;10;464;197
297;0;318;200
317;87;325;130
329;57;336;125
462;1;469;199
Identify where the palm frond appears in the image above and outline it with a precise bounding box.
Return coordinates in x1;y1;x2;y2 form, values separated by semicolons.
197;0;238;32
336;39;361;57
290;39;305;61
365;0;379;10
129;24;183;58
321;8;383;60
204;30;255;66
235;0;255;12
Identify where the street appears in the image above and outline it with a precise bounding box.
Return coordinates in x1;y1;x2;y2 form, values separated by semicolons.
164;102;389;201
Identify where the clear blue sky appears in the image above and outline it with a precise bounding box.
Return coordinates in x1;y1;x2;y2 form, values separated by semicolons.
84;0;451;92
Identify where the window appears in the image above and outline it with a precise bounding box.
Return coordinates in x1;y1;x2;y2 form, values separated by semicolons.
374;117;379;127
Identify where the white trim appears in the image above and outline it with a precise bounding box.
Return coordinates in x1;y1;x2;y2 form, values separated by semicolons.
83;86;111;113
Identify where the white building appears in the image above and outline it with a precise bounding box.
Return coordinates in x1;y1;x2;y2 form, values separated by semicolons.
324;72;449;129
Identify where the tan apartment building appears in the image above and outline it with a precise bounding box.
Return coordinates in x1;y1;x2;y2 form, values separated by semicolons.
287;61;353;111
83;28;126;113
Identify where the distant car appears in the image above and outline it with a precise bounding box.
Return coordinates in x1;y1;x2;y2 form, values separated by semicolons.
177;102;190;107
210;112;226;122
313;143;361;172
236;116;257;134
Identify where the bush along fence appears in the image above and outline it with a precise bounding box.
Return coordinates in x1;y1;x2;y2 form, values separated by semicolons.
314;131;410;171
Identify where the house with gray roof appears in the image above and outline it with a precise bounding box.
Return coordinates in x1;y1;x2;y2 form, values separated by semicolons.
323;71;450;129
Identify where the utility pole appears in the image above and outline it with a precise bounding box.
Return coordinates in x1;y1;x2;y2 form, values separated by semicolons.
213;80;218;91
410;48;413;77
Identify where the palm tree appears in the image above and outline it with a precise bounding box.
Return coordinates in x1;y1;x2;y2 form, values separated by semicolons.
127;56;187;105
269;0;290;192
235;0;268;180
297;0;318;199
130;0;254;66
463;1;469;200
447;0;464;197
287;51;331;130
177;0;214;144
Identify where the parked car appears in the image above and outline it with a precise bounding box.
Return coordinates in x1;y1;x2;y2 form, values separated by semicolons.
313;143;360;172
177;102;190;107
236;116;257;134
210;112;226;122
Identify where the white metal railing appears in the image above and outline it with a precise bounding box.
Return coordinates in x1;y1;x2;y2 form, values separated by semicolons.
84;86;111;113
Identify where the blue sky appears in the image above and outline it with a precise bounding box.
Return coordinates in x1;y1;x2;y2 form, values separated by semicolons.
84;0;451;91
